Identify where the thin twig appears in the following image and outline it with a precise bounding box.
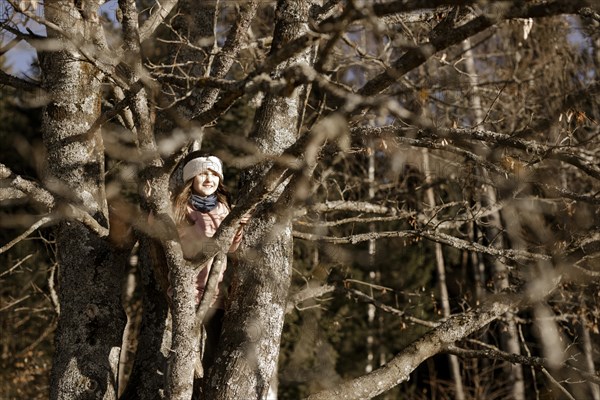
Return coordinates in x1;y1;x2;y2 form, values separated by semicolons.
0;254;34;278
541;367;577;400
0;295;31;312
0;215;54;255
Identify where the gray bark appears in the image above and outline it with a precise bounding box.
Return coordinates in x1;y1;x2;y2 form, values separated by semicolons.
3;2;596;400
196;1;259;115
42;2;127;399
203;1;317;398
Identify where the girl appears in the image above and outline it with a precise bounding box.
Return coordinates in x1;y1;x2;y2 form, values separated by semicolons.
171;151;246;376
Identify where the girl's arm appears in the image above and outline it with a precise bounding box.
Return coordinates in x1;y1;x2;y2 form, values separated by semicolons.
228;213;250;253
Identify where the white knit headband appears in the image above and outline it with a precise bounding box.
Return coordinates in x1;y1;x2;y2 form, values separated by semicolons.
182;156;224;182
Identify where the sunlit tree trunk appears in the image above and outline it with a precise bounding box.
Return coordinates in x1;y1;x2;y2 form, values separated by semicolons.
43;2;128;399
204;1;317;398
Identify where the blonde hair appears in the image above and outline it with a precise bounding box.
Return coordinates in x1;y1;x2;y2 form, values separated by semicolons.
172;179;231;225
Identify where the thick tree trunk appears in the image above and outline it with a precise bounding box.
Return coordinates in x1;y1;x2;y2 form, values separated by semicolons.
204;1;316;398
43;2;127;399
50;225;128;400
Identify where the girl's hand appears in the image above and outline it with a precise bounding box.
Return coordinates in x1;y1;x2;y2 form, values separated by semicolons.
240;213;251;225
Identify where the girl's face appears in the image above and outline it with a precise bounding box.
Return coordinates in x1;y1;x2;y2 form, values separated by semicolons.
192;170;220;197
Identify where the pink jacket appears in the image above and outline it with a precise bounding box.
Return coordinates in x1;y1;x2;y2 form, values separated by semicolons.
179;202;243;308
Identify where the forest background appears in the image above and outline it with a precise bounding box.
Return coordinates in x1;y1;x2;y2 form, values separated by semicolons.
1;0;599;399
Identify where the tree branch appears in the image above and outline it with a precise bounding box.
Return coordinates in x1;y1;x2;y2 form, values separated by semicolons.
540;368;578;400
192;252;227;378
0;69;39;90
0;163;55;208
437;127;600;181
306;200;397;215
533;183;600;205
286;284;335;314
359;0;593;96
0;163;109;237
353;125;600;181
446;345;600;386
296;214;410;228
139;0;180;42
293;229;551;264
195;0;259;115
305;291;528;400
0;215;54;254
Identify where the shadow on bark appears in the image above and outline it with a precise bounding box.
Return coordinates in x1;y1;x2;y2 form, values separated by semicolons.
119;237;170;400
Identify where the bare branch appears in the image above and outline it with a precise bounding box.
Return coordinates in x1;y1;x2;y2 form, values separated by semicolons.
6;0;129;90
0;215;54;254
293;229;551;263
0;163;55;208
196;0;259;114
0;69;39;90
345;287;438;328
0;163;109;237
195;253;227;323
0;187;28;203
296;214;410;228
286;284;335;314
446;345;600;386
0;294;31;312
534;183;600;205
353;125;600;181
139;0;180;42
306;200;397;215
437;127;600;180
359;0;593;96
540;368;578;400
0;253;34;278
305;291;527;400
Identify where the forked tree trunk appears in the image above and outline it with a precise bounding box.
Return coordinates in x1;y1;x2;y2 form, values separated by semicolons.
43;2;127;399
203;1;316;398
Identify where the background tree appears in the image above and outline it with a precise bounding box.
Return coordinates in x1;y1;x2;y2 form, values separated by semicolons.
1;1;599;399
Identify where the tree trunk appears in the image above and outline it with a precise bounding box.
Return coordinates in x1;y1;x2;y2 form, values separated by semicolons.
462;39;526;400
581;312;600;400
119;238;170;400
204;1;316;398
43;2;127;399
422;149;465;400
366;140;376;374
